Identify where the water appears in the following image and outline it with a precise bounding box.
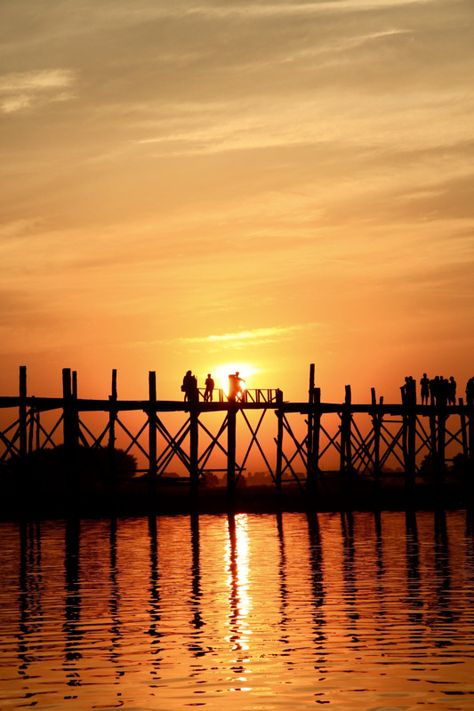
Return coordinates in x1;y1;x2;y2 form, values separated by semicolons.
1;511;474;710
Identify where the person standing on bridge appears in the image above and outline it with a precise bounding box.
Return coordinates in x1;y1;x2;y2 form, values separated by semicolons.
466;377;474;407
228;371;245;401
204;373;215;402
420;373;430;405
182;370;198;402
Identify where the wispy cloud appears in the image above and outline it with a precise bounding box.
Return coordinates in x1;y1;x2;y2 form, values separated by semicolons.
179;323;320;345
0;69;76;114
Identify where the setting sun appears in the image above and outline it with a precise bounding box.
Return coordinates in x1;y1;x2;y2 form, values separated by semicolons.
210;363;259;397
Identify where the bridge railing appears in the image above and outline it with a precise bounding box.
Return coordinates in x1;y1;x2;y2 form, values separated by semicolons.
196;388;281;403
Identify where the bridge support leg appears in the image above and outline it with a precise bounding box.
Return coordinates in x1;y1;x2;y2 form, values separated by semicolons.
468;405;474;475
371;388;381;478
227;405;237;498
340;385;352;474
148;371;157;479
190;406;199;491
275;389;283;491
437;406;446;479
108;369;117;480
19;365;28;460
306;364;315;486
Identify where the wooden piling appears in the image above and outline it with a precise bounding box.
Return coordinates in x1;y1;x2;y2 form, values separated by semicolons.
108;369;118;476
437;403;446;478
429;406;437;475
407;384;416;482
468;400;474;470
459;398;468;461
307;364;315;483
148;371;157;478
340;385;352;474
311;387;321;478
190;404;199;490
371;388;381;478
19;365;27;459
275;389;284;490
62;367;78;454
28;400;34;454
227;404;237;497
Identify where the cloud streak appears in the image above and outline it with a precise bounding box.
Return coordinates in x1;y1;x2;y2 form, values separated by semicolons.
178;323;321;345
0;69;76;113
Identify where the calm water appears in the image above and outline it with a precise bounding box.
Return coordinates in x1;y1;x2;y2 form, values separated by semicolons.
1;511;474;710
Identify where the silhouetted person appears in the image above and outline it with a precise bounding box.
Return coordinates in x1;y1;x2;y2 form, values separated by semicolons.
182;370;198;402
228;371;245;401
402;376;416;404
420;373;430;405
466;377;474;407
448;376;456;406
204;373;215;402
439;377;449;407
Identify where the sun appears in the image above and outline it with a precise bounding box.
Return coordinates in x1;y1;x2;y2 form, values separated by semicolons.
210;362;259;397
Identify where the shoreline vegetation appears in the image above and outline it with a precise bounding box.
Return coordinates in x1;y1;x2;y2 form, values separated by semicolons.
1;447;473;520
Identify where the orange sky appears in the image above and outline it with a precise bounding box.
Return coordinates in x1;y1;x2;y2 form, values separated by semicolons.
1;0;473;403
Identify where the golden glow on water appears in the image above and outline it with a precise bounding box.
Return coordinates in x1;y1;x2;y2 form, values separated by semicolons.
1;512;474;710
225;514;252;692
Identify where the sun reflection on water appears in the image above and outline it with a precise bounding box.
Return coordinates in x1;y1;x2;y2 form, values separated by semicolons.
225;513;252;692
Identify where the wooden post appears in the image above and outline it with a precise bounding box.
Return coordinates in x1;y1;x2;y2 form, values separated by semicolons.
19;365;28;459
72;370;78;398
310;387;321;482
371;388;380;478
227;404;237;497
275;389;284;490
429;406;437;475
407;382;416;482
108;369;118;475
62;367;78;454
459;398;468;461
468;399;474;471
437;401;446;479
148;371;157;478
340;385;352;473
190;404;199;490
307;364;315;482
35;408;40;452
28;401;34;454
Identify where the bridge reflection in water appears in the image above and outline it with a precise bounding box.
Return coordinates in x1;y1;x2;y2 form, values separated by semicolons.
3;512;474;708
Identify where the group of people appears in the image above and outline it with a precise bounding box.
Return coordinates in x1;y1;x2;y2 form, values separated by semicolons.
181;371;246;402
401;374;474;406
181;371;215;402
419;374;458;406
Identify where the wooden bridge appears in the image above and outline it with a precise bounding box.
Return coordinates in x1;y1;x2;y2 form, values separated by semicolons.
1;365;473;493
